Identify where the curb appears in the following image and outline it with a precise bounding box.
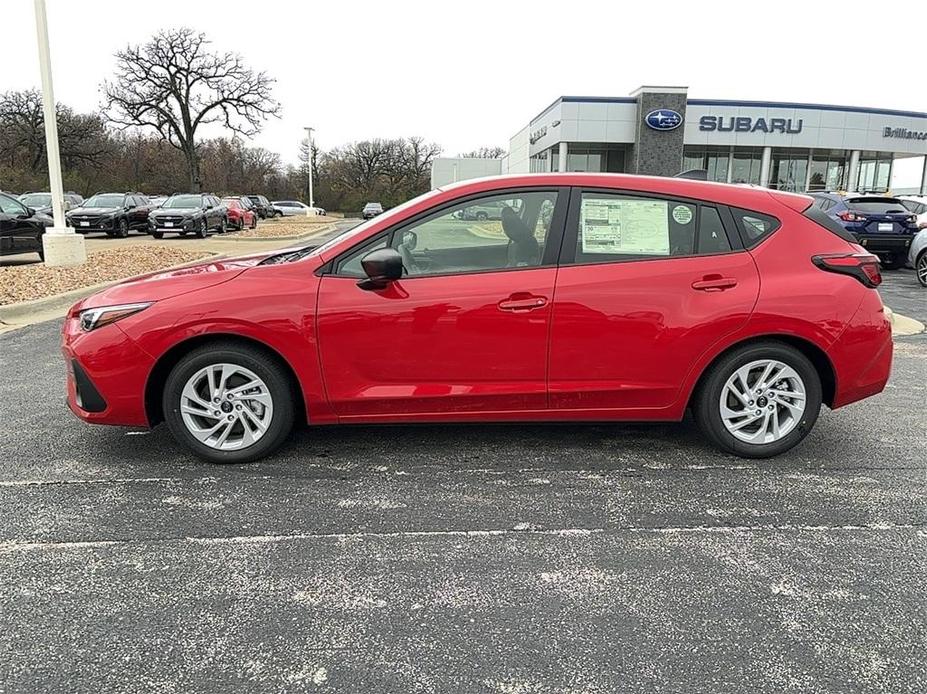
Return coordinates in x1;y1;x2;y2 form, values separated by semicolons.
221;222;339;242
885;306;926;337
0;251;224;327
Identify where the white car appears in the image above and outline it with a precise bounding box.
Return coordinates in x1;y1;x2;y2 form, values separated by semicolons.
899;195;927;229
270;200;321;217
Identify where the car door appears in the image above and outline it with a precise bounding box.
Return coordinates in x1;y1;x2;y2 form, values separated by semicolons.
0;195;39;255
316;187;568;419
548;188;760;413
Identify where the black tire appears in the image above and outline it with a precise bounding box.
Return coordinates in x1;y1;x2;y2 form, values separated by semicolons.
117;218;129;238
162;342;296;464
195;219;208;239
880;254;903;270
916;251;927;288
219;217;227;234
152;231;164;240
250;214;258;229
274;210;283;218
693;341;822;459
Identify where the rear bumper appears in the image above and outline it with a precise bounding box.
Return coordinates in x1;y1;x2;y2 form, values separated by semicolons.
61;317;154;426
852;233;916;254
827;291;893;409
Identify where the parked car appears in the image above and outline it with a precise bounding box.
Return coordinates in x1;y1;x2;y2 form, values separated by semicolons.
66;193;152;237
908;228;927;287
809;192;919;269
270;200;314;216
898;195;927;229
147;194;227;238
222;197;257;230
18;191;83;215
362;202;384;219
62;173;892;464
0;191;52;261
147;195;168;209
246;195;273;219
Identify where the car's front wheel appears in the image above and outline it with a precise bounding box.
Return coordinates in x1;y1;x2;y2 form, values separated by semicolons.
117;218;129;238
195;219;208;238
916;251;927;288
693;341;822;458
162;342;296;463
250;214;258;229
152;231;163;240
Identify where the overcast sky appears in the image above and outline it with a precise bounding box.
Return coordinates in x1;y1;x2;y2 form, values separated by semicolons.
4;0;925;182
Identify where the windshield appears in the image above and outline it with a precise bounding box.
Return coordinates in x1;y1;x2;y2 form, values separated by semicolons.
847;198;909;214
163;195;203;209
83;194;125;208
20;193;52;207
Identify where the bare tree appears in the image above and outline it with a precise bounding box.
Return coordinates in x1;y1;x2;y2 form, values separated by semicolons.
101;28;280;191
458;146;506;158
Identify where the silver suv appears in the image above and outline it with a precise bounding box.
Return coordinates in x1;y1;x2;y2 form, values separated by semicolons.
362;202;383;219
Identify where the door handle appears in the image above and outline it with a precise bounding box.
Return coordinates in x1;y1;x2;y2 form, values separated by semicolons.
691;276;738;292
498;293;548;312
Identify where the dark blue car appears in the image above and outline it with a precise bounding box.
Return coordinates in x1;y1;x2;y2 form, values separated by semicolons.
809;193;919;268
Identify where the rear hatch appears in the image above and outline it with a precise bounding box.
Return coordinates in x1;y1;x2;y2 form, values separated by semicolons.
845;197;917;235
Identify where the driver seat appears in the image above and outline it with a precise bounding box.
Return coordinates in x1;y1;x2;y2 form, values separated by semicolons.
501;206;539;267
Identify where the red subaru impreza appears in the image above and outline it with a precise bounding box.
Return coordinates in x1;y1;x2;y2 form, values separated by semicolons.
62;174;892;463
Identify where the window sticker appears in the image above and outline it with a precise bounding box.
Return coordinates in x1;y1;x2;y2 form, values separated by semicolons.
580;198;670;255
672;204;693;225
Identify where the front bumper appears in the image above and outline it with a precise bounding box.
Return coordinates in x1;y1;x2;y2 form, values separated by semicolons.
68;217;115;233
62;315;155;426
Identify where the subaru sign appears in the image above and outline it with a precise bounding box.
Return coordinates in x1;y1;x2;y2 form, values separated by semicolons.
645;109;683;131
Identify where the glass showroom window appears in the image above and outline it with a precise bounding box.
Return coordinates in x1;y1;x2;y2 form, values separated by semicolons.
768;149;810;191
681;147;730;182
857;152;893;192
730;148;763;184
530;150;551;173
551;146;625;173
808;150;848;191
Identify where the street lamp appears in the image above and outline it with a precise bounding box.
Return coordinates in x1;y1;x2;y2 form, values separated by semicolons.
304;126;314;215
34;0;85;266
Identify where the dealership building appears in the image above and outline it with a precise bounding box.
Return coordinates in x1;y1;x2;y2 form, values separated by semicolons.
432;86;927;194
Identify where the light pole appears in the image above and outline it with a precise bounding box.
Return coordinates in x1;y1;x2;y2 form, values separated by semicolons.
34;0;85;266
304;126;315;215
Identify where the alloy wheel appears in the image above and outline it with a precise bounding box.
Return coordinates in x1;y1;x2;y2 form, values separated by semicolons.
719;359;806;445
179;363;274;451
917;253;927;287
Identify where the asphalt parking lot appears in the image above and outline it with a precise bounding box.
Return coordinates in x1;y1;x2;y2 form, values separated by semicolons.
0;286;925;692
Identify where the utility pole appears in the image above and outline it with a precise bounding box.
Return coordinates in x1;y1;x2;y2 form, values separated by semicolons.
304;126;315;214
34;0;85;266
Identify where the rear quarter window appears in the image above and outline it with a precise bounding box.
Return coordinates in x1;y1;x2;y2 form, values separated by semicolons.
731;208;781;247
801;204;857;243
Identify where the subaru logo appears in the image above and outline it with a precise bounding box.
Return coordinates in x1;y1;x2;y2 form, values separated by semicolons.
645;109;683;131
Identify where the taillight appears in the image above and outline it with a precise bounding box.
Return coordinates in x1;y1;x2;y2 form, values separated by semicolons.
837;210;865;223
812;253;882;288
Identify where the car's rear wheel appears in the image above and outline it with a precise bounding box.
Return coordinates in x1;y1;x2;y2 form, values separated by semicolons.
195;219;208;238
693;341;822;458
916;251;927;288
162;343;296;464
880;254;903;270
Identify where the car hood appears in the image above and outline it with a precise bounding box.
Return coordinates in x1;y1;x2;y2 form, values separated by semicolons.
70;207;121;215
79;253;275;309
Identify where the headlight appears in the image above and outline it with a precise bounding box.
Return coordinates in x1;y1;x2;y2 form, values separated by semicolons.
79;302;152;332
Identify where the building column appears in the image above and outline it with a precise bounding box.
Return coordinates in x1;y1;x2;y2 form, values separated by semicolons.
803;151;813;191
558;142;568;172
759;147;772;188
726;147;735;184
847;150;860;191
921;156;927;195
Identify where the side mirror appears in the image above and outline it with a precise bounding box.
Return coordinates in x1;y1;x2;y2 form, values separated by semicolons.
358;248;403;290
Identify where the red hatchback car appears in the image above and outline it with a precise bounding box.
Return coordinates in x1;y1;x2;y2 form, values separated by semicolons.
62;174;892;463
222;198;257;231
